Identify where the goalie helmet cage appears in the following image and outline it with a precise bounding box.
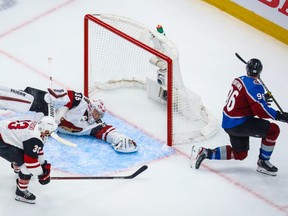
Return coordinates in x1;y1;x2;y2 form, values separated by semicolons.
84;14;218;146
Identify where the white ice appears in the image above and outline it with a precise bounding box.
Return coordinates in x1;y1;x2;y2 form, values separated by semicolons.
0;0;288;216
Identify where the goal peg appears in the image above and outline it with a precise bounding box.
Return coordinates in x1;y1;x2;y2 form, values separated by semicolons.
156;25;165;36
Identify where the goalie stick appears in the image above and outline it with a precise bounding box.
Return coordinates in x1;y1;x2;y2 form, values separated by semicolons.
48;57;53;87
51;165;148;180
235;52;284;113
46;57;78;147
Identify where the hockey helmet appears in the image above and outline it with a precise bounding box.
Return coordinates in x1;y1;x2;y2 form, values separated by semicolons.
246;58;263;77
38;116;58;141
87;99;106;124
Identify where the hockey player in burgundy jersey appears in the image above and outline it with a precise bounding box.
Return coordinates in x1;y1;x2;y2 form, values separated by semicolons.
191;58;288;176
0;116;57;204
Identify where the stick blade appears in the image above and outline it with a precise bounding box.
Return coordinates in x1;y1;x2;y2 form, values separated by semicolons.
127;165;148;179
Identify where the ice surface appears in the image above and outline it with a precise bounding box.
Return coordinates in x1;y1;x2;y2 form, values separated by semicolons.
0;0;288;216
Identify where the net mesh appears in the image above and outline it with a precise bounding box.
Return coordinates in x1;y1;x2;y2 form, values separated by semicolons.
85;14;218;145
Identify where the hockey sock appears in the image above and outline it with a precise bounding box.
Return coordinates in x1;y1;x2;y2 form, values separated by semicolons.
209;145;233;160
259;140;275;160
259;123;279;160
17;171;32;191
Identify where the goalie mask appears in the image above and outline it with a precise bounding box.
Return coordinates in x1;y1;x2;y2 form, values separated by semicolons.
246;58;263;77
87;99;106;124
38;116;58;142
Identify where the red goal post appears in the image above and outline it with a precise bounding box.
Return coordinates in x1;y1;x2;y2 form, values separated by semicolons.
84;14;218;146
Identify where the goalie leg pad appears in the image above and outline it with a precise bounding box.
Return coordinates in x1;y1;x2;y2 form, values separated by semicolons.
0;85;34;112
106;131;138;153
112;138;138;153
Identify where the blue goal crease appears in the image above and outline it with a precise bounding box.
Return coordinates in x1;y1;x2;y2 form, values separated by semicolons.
0;111;175;175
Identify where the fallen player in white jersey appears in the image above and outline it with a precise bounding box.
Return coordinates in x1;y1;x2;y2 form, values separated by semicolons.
0;85;138;153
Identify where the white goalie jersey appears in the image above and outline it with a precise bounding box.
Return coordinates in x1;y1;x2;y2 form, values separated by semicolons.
55;97;103;136
46;88;138;153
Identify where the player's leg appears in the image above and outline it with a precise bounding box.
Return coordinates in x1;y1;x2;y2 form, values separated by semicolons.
0;142;35;203
192;117;267;169
0;141;24;173
191;139;248;169
256;122;279;176
226;118;279;175
192;118;280;175
15;170;35;204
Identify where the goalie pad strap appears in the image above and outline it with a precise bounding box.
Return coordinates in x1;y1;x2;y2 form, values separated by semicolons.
0;96;31;104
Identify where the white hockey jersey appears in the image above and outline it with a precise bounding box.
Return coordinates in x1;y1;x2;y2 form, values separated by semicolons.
48;89;138;153
56;98;106;135
50;90;116;142
0;119;45;176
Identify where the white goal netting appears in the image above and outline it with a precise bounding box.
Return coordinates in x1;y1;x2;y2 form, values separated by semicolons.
84;14;218;146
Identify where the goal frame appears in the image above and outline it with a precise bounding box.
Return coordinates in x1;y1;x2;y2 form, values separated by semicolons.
83;14;219;146
84;14;174;146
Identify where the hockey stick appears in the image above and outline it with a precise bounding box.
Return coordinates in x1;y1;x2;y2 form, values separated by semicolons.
48;57;53;88
50;132;77;147
235;52;247;64
47;100;77;147
46;57;77;147
47;57;56;118
258;77;284;113
51;165;148;180
235;53;284;113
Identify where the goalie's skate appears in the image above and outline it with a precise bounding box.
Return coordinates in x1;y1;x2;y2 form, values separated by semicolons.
256;159;278;176
15;187;36;204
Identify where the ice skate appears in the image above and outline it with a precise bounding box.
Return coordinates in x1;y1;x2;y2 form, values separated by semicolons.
191;146;210;169
256;159;278;176
15;186;36;204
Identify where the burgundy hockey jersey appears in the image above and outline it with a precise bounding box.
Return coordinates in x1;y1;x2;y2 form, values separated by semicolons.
222;76;277;129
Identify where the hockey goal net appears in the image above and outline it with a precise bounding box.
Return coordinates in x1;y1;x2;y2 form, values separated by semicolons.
84;14;218;146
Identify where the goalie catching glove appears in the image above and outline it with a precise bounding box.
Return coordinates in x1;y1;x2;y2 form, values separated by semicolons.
106;131;138;153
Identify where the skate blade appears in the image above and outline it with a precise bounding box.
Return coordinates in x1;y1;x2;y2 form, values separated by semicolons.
190;145;197;168
15;196;36;204
256;167;277;176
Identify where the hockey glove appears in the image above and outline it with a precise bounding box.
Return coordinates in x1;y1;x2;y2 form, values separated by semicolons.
38;160;51;185
276;111;288;123
264;93;273;106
